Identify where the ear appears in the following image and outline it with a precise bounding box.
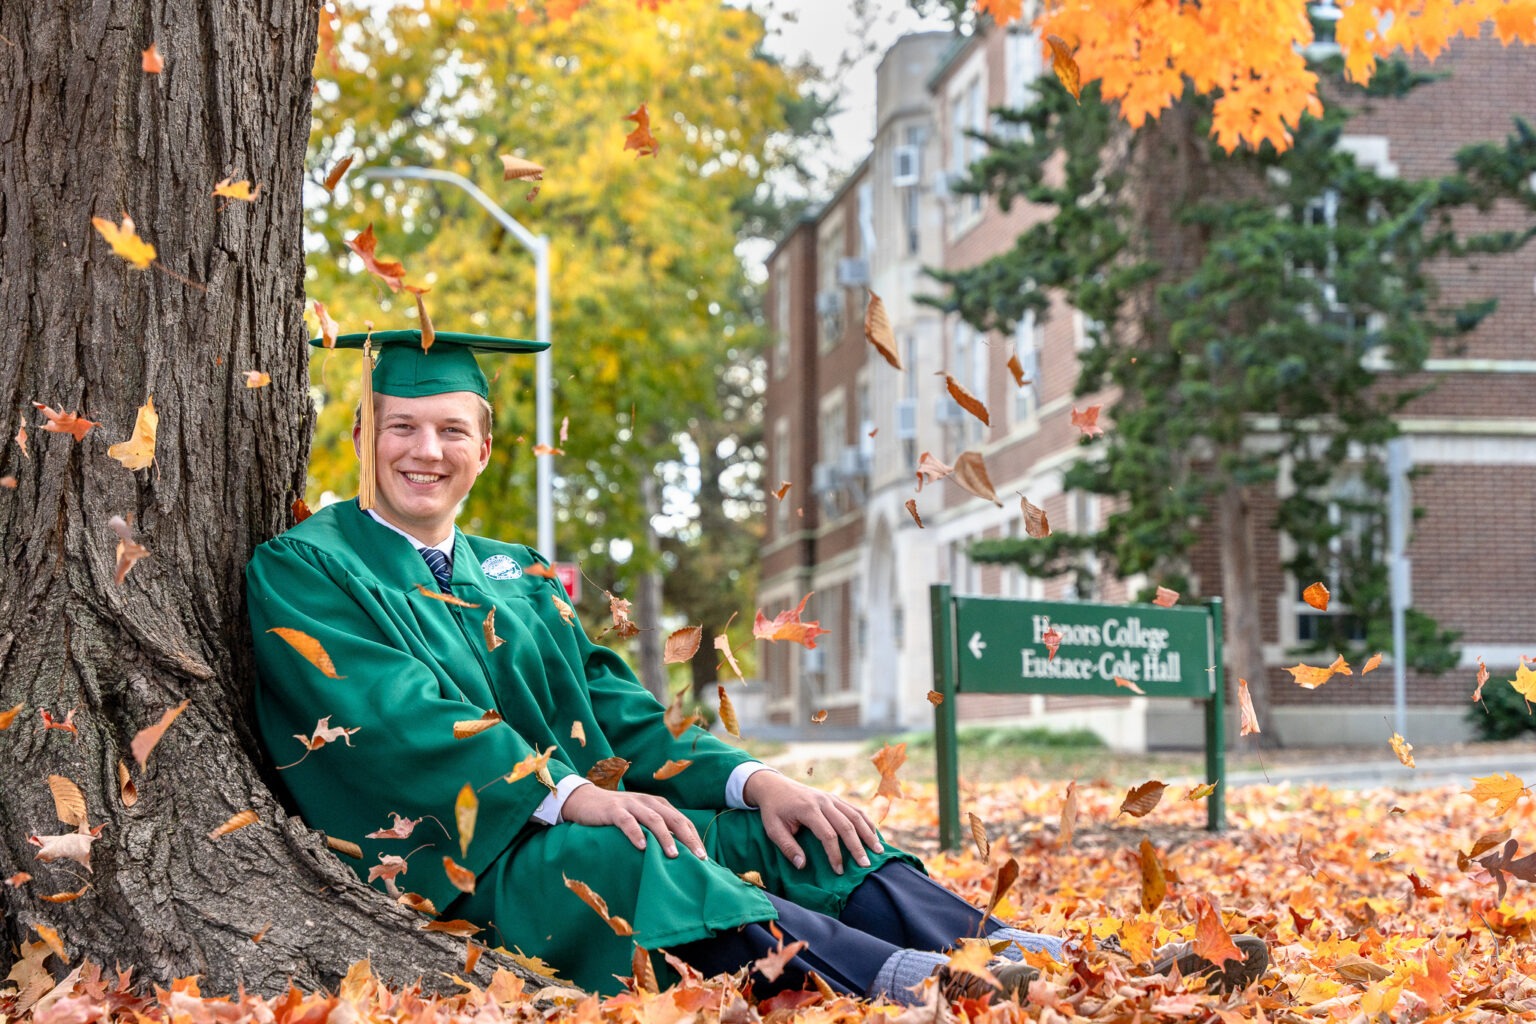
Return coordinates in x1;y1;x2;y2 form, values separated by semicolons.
352;422;364;459
476;433;492;473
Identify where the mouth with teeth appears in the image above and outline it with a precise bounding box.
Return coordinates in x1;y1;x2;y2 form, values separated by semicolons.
403;472;445;485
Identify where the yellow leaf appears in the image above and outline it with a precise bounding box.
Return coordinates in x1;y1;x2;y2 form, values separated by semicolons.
863;291;902;369
91;214;156;269
456;783;478;857
1467;772;1528;816
47;775;87;827
33;924;66;961
504;746;556;790
243;371;271;388
1510;658;1536;704
1184;781;1217;801
652;759;692;780
1045;35;1081;102
0;703;25;730
716;685;740;738
1302;581;1330;611
266;627;344;678
212;177;261;202
453;710;503;739
107;398;157;471
1390;732;1415;768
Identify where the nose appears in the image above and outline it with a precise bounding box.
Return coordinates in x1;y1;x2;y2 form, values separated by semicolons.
413;427;445;460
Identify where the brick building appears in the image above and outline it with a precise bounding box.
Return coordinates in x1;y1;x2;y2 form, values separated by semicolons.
756;26;1536;747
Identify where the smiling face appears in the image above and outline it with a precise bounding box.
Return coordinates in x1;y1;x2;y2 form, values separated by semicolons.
354;391;492;545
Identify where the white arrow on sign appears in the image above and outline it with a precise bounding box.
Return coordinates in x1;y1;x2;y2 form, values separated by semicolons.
967;631;987;660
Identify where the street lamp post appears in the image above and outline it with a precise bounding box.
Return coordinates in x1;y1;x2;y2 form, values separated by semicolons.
351;166;555;559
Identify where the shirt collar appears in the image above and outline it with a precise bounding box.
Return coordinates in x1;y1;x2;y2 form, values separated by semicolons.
364;509;456;559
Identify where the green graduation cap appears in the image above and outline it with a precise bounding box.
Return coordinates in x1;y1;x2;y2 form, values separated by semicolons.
314;328;548;509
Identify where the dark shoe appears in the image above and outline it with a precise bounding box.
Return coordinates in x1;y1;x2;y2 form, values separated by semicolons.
1148;934;1269;992
934;960;1040;1003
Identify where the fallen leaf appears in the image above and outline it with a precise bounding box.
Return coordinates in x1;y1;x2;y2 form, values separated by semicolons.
945;375;989;426
1152;586;1179;607
366;813;422;840
131;698;190;768
453;710;503;739
483;608;505;652
311;301;340;348
109;515;150;585
1390;732;1415;768
772;481;792;500
914;451;953;491
415;585;480;607
34;402;99;441
208;810;258;839
1238;678;1261;736
117;761;137;807
586;756;630;790
1191;894;1244;969
1042;625;1063;661
653;759;692;780
623;102;658;157
952;451;1003;505
864;292;901;369
1070;404;1104;438
663;626;702;664
565;875;634;935
870;742;907;800
1044;34;1081;101
1362;651;1383;674
47;775;87;827
1407;946;1455;1012
1059;780;1078;846
1119;780;1167;818
0;703;24;730
267;628;344;678
1302;581;1330;611
322;152;356;193
754;592;829;649
1139;838;1166;913
243;371;271;388
968;812;990;859
345;224;406;292
142;43;163;73
716;686;740;738
1114;675;1146;695
443;856;476;894
904;498;923;527
1021;496;1050;537
212;177;261;202
456;783;478;857
551;594;576;625
90;215;156;269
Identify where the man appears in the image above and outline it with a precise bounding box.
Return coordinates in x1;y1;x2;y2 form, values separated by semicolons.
247;330;1266;1003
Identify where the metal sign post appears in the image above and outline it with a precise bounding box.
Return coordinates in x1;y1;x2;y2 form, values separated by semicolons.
931;586;1227;848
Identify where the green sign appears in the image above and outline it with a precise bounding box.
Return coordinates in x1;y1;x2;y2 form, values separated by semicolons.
953;596;1215;699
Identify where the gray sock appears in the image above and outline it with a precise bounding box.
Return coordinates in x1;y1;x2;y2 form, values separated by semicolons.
868;949;949;1005
986;927;1066;962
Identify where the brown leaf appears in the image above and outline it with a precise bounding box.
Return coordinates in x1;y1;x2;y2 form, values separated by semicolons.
34;402;99;442
131;698;190;769
322;152;356;193
1020;496;1050;537
464;941;484;975
870;742;907;800
267;627;344;678
632;943;658;992
926;689;944;705
967;812;990;859
664;688;703;738
605;591;640;638
1302;581;1330;611
810;709;828;724
109;515;150;585
482;608;505;652
551;594;576;625
4;872;32;887
456;783;478;857
772;480;792;500
564;875;634;935
209;810;258;839
1473;657;1491;702
107;397;157;470
414;584;480;607
1059;780;1078;846
914;451;954;491
444;856;477;895
0;476;15;489
1070;404;1104;438
1152;586;1179;607
310;300;340;348
738;870;765;888
293;716;359;752
1006;350;1029;387
952;451;1002;505
715;618;745;683
653;759;692;780
716;685;740;738
863;292;902;369
1390;732;1415;768
623;103;658;157
422;919;482;938
663;626;703;664
1237;678;1261;736
1119;780;1167;818
0;703;24;730
345;224;406;292
1041;625;1063;661
753;592;829;649
454;710;504;739
142;43;163;73
570;720;587;746
945;374;989;426
47;775;87;827
1405;869;1440;899
39;886;89;904
904;498;923;528
327;836;363;859
1286;654;1351;689
1045;34;1081;101
1114;675;1146;695
398;893;437;916
500;155;545;182
29;826;98;870
366;813;422;840
16;420;28;457
292;497;313;523
1139;838;1167;913
982;857;1019;921
117;761;137;807
753;936;808;983
586;756;630;790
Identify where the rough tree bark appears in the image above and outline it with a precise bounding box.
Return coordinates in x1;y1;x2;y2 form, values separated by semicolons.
0;0;529;994
1217;481;1278;742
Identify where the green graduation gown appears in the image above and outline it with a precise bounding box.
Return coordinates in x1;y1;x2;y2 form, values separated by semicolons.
247;501;916;992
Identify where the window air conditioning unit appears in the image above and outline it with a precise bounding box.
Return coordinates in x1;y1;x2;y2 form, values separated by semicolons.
815;290;842;316
811;461;838;494
892;145;920;187
894;397;918;440
801;646;825;673
838;445;869;481
837;258;870;288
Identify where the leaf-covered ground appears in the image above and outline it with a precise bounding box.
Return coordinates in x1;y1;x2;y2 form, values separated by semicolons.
7;774;1536;1022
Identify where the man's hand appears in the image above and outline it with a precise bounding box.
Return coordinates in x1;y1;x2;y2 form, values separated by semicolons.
560;785;707;860
743;770;884;875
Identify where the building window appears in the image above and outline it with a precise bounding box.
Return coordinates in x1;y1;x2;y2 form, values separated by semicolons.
772;277;790;380
1294;473;1374;645
1012;310;1042;427
773;417;790;536
1072;308;1103;352
817;391;846;520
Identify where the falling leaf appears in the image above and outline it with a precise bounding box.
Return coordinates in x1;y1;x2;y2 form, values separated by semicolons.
623;102;658;157
944;938;1002;991
346;224;406;292
1286;654;1351;689
1119;780;1167;818
456;783;478;857
603;591;640;638
1511;658;1536;706
208;810;258;839
1059;780;1078;846
29;825;99;870
1114;675;1146;695
570;720;587;746
40;708;79;736
1070;404;1104;438
663;626;702;664
453;710;503;739
739;870;765;888
1362;651;1383;674
754;592;829;649
0;703;25;730
322;152;356;193
0;476;15;489
482;608;505;652
443;857;477;895
926;689;943;705
967;812;990;859
952;451;1003;505
586;756;630;790
1185;781;1218;801
414;585;480;608
716;686;740;738
423;920;482;938
810;709;828;724
1238;678;1261;736
753;936;808;983
243;371;271;389
131;698;190;769
212;177;261;202
292;498;313;523
117;761;137;806
1044;34;1081;101
525;562;558;578
664;688;703;738
863;292;901;369
1042;625;1063;661
1020;496;1050;537
715;619;745;683
505;746;556;789
366;813;422;840
141;43;163;73
1152;586;1179;607
983;858;1019;922
368;855;409;887
108;515;150;585
327;837;363;859
632;943;658;992
871;742;907;800
34;402;99;441
500;155;544;184
1390;732;1415;768
48;775;87;827
15;420;28;457
772;481;792;500
1006;350;1029;387
39;886;89;903
1191;895;1244;969
267;628;344;678
464;941;484;974
551;594;576;625
1405;869;1440;899
311;301;340;348
914;451;953;491
4;872;31;887
1472;657;1490;702
903;498;923;528
37;927;69;967
565;875;634;935
403;285;435;352
945;374;990;426
1139;838;1167;913
1468;772;1527;816
90;214;156;269
653;759;692;780
1302;581;1331;611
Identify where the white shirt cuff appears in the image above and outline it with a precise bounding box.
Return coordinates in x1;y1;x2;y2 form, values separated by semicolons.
532;774;593;825
727;762;778;809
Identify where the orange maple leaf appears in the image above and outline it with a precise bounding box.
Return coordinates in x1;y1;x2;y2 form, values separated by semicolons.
345;224;406;292
753;592;829;649
1237;678;1261;736
1190;895;1244;969
33;402;99;442
870;742;907;801
1070;404;1104;437
623;103;658;158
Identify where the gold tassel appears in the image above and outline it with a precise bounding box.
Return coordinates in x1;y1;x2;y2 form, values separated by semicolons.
358;337;376;510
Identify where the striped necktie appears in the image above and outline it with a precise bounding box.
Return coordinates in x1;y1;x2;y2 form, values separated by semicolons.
420;547;452;590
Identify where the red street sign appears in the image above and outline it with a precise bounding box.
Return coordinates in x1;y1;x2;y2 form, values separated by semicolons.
554;562;581;602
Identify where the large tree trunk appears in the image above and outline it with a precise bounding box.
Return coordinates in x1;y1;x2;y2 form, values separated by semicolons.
1217;481;1279;744
634;475;667;700
0;0;527;995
